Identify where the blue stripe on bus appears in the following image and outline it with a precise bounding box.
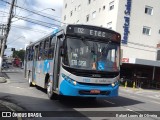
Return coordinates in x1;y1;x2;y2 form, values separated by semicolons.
59;79;119;97
43;60;53;73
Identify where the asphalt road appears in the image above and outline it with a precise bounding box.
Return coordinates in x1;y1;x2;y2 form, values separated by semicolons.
0;67;160;120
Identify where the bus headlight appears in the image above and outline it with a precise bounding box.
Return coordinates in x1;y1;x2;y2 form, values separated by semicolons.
111;83;115;87
62;73;77;86
72;81;77;85
111;81;119;87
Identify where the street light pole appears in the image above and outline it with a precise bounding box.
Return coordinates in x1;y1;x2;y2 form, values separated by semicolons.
0;0;15;72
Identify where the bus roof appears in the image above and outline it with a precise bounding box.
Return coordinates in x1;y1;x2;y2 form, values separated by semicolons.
26;24;121;48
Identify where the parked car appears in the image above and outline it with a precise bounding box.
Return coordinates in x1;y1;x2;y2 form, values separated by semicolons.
2;62;9;69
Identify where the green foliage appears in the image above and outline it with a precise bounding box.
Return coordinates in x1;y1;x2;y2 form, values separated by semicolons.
13;50;25;62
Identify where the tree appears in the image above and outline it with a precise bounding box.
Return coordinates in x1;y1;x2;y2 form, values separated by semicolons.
13;50;25;62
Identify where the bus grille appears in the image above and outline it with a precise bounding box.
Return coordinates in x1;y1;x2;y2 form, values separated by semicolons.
79;90;110;95
78;82;111;86
71;72;117;78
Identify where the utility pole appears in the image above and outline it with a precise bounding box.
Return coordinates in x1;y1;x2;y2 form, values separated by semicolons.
0;0;15;72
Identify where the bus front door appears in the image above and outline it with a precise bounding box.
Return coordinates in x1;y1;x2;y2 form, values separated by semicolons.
53;37;62;91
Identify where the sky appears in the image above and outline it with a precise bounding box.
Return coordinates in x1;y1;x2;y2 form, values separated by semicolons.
0;0;63;56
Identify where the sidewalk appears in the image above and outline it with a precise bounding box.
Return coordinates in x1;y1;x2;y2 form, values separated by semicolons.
120;86;160;93
0;72;8;83
0;72;17;119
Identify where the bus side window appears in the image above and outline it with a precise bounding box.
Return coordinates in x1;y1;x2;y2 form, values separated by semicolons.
28;47;31;61
44;38;50;60
35;45;39;61
30;46;34;61
48;37;55;59
39;41;44;60
26;48;29;61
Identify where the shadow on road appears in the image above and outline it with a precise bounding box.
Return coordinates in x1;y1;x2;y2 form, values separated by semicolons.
32;86;144;108
0;92;90;119
58;96;144;108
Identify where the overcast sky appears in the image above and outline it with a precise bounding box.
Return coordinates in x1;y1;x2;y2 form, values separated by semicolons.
0;0;63;56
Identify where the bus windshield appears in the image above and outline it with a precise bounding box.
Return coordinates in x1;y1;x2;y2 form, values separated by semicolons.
63;37;120;72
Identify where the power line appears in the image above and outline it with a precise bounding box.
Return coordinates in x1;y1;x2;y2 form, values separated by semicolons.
0;1;8;23
0;0;16;72
0;10;61;28
15;0;26;16
7;36;25;45
11;25;49;34
0;0;66;24
14;16;61;27
14;16;60;28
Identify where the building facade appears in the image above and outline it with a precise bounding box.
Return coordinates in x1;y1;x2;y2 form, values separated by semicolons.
62;0;160;88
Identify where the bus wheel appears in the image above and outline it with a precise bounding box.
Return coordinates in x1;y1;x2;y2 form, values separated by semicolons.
28;73;33;87
47;82;57;100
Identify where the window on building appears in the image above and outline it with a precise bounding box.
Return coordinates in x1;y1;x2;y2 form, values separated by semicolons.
88;0;91;5
70;11;73;17
75;7;76;11
86;15;89;22
64;15;66;21
65;3;67;8
99;8;101;12
145;6;153;15
77;20;79;24
103;5;105;10
109;1;114;10
78;5;81;11
107;22;112;29
159;30;160;34
143;26;151;35
92;11;96;19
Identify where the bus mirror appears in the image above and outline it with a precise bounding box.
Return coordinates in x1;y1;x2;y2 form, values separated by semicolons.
61;48;64;56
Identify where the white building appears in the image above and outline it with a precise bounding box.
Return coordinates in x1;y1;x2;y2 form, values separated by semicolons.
62;0;160;86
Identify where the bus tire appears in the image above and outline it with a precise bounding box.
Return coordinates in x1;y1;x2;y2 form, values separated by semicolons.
28;72;33;87
47;81;58;100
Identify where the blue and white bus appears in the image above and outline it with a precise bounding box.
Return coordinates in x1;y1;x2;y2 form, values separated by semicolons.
24;24;121;99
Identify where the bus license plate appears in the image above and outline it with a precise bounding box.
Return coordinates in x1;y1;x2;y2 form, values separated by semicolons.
90;90;100;94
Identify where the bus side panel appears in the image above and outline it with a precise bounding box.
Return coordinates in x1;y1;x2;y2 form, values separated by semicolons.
43;59;54;76
34;60;44;88
35;59;53;88
26;61;33;80
42;59;54;88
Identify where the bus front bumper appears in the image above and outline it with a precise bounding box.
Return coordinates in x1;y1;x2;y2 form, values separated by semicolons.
59;80;119;97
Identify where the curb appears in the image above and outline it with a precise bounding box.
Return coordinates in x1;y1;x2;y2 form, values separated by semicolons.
0;77;7;83
120;86;160;92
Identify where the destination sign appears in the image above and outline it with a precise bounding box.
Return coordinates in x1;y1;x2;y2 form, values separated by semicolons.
66;25;121;42
74;27;113;39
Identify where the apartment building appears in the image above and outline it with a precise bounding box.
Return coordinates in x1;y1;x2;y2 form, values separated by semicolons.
62;0;160;88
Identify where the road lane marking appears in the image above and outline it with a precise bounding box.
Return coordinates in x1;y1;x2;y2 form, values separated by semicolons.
126;108;142;115
148;96;160;100
150;101;160;105
126;108;133;111
104;100;115;104
120;92;160;106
